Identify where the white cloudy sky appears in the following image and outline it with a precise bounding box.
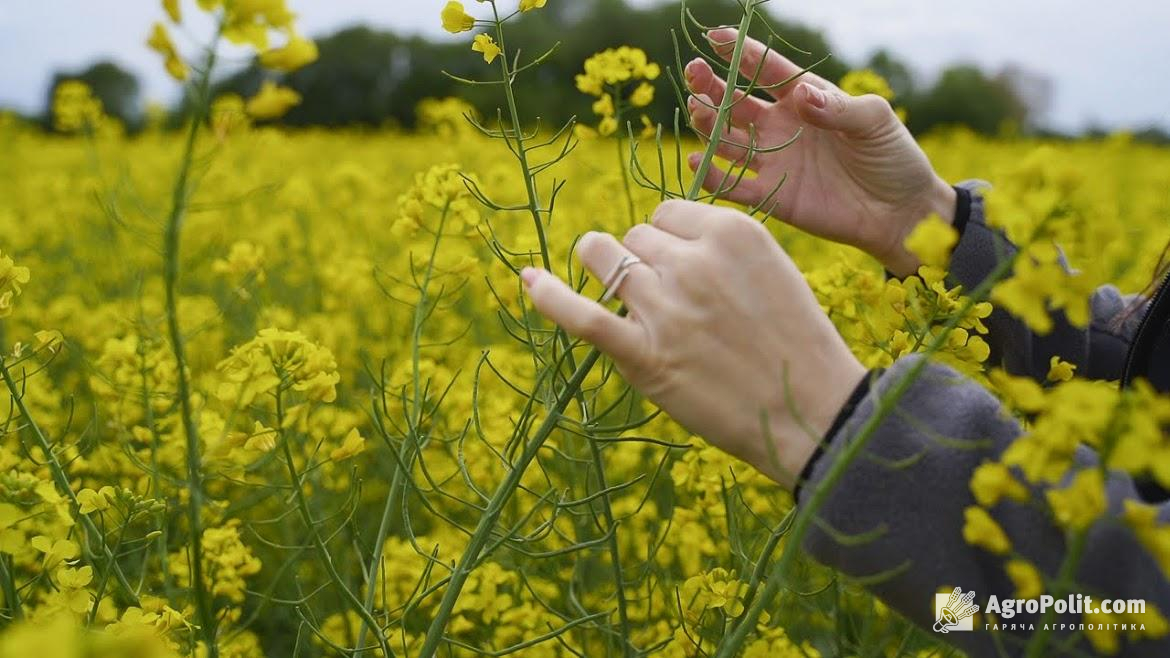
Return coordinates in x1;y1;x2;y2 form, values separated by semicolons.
1;0;1167;131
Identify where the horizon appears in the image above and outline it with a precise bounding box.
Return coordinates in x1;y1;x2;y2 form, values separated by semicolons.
1;0;1167;132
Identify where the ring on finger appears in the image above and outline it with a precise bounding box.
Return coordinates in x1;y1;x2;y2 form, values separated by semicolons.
600;255;643;303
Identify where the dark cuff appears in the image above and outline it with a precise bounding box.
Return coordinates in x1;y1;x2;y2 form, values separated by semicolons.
953;184;974;239
793;370;876;500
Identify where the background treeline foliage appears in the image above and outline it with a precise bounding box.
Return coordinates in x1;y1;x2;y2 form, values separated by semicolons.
31;0;1166;140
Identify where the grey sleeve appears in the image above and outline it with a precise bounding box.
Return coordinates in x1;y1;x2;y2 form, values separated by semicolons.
798;355;1170;657
948;181;1148;382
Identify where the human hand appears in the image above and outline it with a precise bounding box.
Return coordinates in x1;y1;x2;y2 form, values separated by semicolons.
686;28;957;277
520;200;866;489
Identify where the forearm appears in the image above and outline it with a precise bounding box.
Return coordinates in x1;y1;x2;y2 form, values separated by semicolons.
943;182;1093;380
798;355;1170;657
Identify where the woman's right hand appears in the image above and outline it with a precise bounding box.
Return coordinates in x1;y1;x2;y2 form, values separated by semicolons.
686;28;957;277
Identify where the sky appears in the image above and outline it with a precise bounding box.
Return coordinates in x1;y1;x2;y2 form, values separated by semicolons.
1;0;1167;132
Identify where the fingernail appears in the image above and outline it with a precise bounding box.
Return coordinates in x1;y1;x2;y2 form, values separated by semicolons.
804;84;826;110
521;267;540;289
705;28;732;42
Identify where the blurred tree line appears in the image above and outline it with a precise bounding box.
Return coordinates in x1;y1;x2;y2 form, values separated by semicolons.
32;0;1167;141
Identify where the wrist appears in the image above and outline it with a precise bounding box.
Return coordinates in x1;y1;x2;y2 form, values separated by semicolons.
766;356;867;491
928;175;959;227
883;176;959;278
792;367;876;500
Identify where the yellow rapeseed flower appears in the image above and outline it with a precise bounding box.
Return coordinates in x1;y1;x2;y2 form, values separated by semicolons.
220;0;295;49
969;461;1030;507
441;1;475;34
0;250;30;318
260;33;319;72
962;506;1012;555
77;487;115;514
162;0;181;23
1123;500;1170;576
904;214;958;268
329;428;366;461
1084;604;1170;654
1046;468;1106;531
146;22;188;82
1047;356;1077;382
472;33;502;64
1005;559;1043;598
245;81;302;119
629;81;655;107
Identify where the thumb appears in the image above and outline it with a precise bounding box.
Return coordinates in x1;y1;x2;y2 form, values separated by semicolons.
795;82;893;138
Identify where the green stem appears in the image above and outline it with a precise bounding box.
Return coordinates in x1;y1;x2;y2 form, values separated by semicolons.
162;36;222;657
1022;531;1088;658
491;5;634;654
585;433;635;656
687;7;757;200
276;391;394;658
416;346;605;658
355;204;450;655
612;91;637;226
138;333;175;601
87;517;133;625
493;4;551;272
0;554;22;624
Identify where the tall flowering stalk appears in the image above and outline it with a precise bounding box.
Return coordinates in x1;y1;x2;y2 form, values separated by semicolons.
356;165;467;654
161;31;223;655
147;2;317;655
576;47;662;225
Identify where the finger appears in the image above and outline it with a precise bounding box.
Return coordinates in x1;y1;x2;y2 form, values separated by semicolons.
794;82;895;138
622;223;686;264
686;94;760;167
686;155;767;207
575;231;660;310
650;198;731;239
521;268;645;365
705;28;824;101
684;58;765;126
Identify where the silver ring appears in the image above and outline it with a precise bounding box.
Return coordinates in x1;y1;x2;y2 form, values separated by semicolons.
600;255;642;303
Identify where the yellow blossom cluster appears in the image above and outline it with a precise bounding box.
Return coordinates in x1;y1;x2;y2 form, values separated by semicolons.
51;81;107;134
217;327;341;405
443;1;550;64
146;0;317;119
576;46;661;136
807;257;993;380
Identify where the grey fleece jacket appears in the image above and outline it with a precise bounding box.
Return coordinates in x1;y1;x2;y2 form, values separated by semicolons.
797;181;1170;657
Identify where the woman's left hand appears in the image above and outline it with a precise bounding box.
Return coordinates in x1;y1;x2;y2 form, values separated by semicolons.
521;199;866;489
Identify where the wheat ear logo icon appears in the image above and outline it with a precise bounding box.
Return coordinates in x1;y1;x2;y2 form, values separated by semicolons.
934;588;979;633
